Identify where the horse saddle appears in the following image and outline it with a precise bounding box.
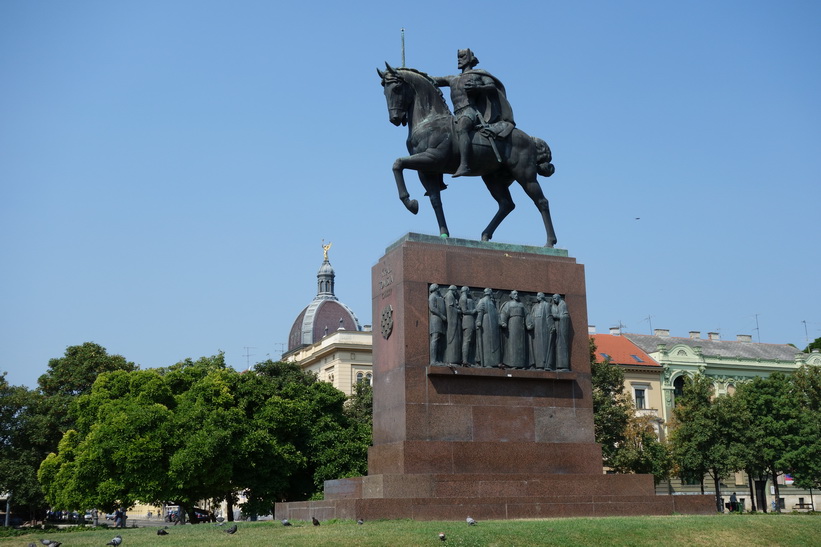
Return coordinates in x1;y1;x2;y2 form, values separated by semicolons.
478;120;514;139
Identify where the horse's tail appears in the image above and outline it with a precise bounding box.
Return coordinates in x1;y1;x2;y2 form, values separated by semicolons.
532;137;555;177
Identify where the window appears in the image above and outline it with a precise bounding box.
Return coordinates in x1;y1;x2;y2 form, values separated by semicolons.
630;354;644;363
680;471;701;485
673;376;685;405
599;353;611;361
634;388;646;410
356;372;364;383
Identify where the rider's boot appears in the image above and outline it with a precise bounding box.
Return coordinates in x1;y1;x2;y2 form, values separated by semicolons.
453;130;472;177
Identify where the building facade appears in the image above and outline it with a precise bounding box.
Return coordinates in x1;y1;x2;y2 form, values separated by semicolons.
605;327;821;511
282;246;372;396
590;330;666;439
623;329;821;427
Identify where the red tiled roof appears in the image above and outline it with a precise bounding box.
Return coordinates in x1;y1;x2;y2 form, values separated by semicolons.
590;334;659;367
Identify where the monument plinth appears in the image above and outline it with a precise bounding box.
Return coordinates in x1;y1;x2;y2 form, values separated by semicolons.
275;235;714;520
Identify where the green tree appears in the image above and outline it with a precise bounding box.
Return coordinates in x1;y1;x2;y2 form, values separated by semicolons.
38;342;137;450
669;375;743;511
0;374;50;520
609;414;672;484
783;365;821;490
231;361;309;517
735;373;803;512
590;339;631;468
39;368;176;513
39;357;371;519
248;361;370;502
345;380;373;430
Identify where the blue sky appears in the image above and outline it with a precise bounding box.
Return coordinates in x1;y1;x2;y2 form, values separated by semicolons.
2;1;819;388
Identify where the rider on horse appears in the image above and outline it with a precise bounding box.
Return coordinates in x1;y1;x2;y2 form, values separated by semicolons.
433;49;516;177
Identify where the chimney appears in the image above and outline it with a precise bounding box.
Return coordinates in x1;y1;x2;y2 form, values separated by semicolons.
689;331;701;339
609;327;621;336
737;334;752;342
708;332;720;341
588;325;596;334
654;328;670;337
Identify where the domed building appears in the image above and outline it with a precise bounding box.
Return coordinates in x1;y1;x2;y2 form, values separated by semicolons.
283;244;373;395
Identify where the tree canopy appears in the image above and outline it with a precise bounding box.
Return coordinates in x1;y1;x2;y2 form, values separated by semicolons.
590;339;631;467
0;374;50;518
38;356;371;518
1;343;136;520
590;338;671;484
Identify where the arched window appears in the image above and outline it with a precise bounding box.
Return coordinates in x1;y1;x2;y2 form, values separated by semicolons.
366;373;372;385
356;372;364;383
673;375;685;406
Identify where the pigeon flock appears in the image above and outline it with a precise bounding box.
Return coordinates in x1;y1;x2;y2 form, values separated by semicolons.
28;514;483;544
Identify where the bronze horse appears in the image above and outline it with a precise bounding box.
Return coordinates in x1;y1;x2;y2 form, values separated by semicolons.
378;64;558;247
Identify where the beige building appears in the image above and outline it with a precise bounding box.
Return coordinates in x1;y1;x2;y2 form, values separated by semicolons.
624;329;821;429
597;327;821;511
590;329;665;439
284;330;372;395
282;246;372;396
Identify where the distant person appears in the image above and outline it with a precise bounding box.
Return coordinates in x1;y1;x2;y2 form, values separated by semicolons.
729;492;738;512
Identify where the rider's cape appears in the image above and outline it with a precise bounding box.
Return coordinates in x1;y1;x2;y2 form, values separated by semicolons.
465;69;515;137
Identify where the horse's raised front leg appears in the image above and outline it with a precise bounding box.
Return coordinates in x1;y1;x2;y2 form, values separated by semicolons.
418;172;449;238
480;175;516;242
519;179;557;247
393;147;449;216
392;157;419;214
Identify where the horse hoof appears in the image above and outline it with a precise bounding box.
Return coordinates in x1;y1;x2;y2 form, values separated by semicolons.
481;233;491;242
403;198;419;215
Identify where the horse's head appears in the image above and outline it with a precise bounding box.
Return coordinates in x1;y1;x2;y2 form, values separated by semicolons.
377;63;411;127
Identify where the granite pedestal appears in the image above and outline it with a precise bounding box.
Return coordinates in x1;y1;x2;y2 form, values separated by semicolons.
275;234;714;521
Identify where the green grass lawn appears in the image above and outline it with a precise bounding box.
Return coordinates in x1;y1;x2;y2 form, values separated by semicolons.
2;513;819;547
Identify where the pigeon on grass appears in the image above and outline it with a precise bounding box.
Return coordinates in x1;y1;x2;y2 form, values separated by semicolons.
466;516;477;525
106;535;123;546
225;524;238;534
312;516;320;526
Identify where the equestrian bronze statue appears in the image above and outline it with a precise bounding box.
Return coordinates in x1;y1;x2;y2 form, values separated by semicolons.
378;49;558;247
